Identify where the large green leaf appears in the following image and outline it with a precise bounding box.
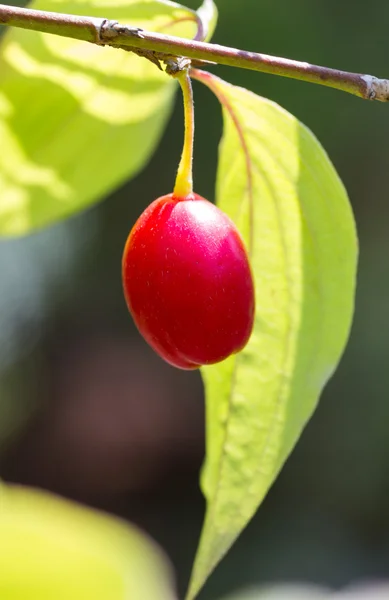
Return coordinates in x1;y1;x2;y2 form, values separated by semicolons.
0;0;200;236
187;71;358;599
0;484;176;599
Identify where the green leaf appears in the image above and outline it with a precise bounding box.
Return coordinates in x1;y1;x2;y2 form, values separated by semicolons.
0;484;177;599
196;0;218;41
0;0;198;236
187;72;358;599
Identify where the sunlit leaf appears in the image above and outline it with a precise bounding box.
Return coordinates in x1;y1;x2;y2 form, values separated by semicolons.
187;71;358;599
0;484;176;599
0;0;199;236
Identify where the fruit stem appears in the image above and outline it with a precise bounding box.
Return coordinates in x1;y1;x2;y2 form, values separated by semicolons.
173;69;195;198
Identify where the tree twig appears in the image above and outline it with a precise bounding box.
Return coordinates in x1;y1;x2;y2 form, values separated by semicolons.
0;3;388;102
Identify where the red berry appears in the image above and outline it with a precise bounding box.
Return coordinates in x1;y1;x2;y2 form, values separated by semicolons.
122;192;255;370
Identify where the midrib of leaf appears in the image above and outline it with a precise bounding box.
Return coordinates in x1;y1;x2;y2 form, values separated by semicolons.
191;75;256;532
247;116;335;436
190;70;299;596
197;69;298;493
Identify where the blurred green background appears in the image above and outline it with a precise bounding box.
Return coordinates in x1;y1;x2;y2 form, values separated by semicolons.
1;1;389;598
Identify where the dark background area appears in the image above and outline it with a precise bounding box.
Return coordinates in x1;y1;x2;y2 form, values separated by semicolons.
1;1;389;598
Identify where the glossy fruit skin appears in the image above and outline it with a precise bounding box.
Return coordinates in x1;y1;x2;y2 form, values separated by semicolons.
122;192;255;370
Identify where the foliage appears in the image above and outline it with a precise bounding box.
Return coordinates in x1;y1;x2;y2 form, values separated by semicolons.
0;0;198;235
188;71;357;599
0;0;358;599
0;484;176;599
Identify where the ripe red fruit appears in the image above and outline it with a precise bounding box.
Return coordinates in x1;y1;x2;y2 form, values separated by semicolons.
122;192;255;370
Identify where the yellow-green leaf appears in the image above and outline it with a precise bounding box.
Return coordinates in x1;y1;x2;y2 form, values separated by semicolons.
0;0;199;236
0;484;176;599
187;71;358;599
